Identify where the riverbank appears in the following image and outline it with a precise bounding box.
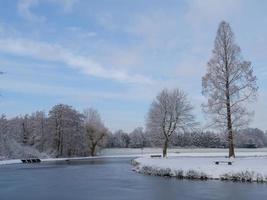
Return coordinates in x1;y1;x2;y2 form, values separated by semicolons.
133;153;267;183
0;154;143;165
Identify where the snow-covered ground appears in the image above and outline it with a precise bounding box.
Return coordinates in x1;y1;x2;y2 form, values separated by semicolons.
0;159;22;165
133;152;267;183
100;147;267;156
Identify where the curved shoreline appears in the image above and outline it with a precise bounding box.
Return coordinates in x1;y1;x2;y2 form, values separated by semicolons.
132;156;267;183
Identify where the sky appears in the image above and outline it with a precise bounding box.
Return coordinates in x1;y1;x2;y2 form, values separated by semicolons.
0;0;267;132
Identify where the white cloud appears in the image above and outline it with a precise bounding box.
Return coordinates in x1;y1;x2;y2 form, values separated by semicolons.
17;0;78;22
17;0;46;22
96;13;118;31
185;0;242;26
127;10;183;49
66;26;97;38
0;37;152;84
173;55;207;78
53;0;78;13
0;78;121;100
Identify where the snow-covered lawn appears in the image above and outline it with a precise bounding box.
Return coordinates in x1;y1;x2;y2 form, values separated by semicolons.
133;153;267;183
101;147;267;156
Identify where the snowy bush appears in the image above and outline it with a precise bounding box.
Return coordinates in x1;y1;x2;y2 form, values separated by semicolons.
256;173;267;182
185;170;208;180
136;165;210;180
131;159;140;167
2;139;48;159
138;166;172;177
157;168;172;177
220;171;259;182
173;169;184;179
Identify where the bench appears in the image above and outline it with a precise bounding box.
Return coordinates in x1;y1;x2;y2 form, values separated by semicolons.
21;158;41;164
150;155;162;158
215;161;233;165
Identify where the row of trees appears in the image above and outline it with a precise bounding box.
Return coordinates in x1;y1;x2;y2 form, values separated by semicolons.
109;128;267;149
0;105;109;158
0;102;266;159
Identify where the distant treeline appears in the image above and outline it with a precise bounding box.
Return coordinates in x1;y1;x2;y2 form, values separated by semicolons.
107;128;267;149
0;104;266;159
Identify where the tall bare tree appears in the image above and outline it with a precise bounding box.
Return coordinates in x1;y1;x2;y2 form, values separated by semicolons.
202;21;258;158
146;88;196;157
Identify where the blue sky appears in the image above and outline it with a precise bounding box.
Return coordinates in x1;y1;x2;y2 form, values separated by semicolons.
0;0;267;132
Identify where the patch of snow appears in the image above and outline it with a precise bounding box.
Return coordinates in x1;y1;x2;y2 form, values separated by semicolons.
134;155;267;183
41;154;145;162
0;159;22;165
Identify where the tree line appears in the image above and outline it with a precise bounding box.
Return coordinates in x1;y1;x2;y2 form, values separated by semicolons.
0;105;109;159
0;102;266;159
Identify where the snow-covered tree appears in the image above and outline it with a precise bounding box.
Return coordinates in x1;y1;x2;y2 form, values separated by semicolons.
84;108;108;156
112;130;130;148
202;21;258;158
172;132;195;147
29;111;47;152
146;88;196;157
21;115;30;145
235;128;267;148
129;127;146;148
192;131;222;148
7;116;24;143
48;104;84;157
0;114;8;157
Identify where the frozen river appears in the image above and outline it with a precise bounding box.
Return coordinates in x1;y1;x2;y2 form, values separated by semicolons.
0;157;266;200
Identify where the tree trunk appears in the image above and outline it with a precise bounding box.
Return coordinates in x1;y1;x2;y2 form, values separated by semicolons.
59;130;64;157
90;144;96;157
163;138;168;158
228;124;235;158
226;93;235;158
40;119;44;152
56;122;60;157
22;122;27;145
226;69;235;158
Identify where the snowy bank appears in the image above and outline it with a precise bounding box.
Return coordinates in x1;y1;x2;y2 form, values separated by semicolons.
0;159;22;165
0;154;146;165
133;155;267;183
